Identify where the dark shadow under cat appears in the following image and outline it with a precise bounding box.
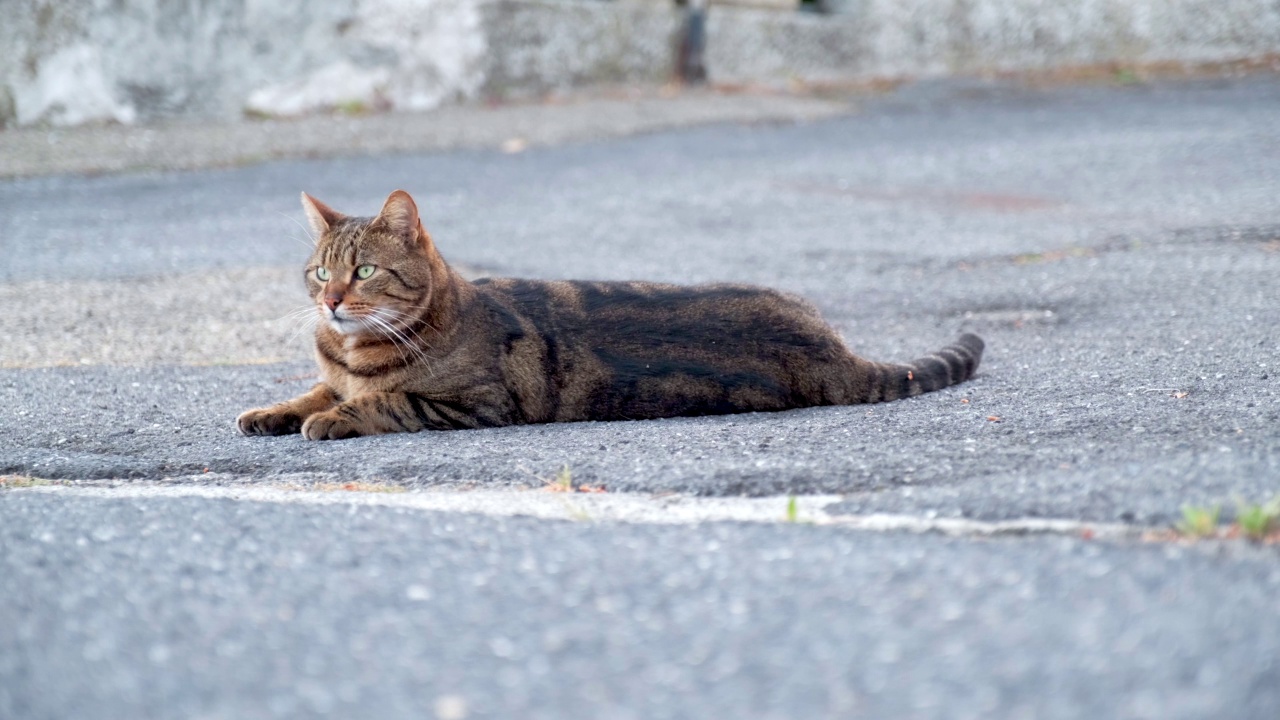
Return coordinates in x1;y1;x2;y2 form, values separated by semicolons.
237;190;984;441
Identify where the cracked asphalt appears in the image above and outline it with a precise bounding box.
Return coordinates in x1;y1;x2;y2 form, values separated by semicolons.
2;78;1279;718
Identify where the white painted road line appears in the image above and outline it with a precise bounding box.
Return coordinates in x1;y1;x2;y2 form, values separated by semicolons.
11;484;1143;539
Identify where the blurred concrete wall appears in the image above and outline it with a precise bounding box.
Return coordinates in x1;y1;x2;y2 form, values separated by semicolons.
0;0;489;126
2;0;1278;128
720;0;1280;85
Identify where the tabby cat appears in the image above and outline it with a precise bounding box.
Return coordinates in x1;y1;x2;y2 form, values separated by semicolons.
237;190;984;440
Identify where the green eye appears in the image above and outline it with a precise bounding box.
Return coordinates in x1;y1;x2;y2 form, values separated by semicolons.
356;265;376;280
315;267;331;281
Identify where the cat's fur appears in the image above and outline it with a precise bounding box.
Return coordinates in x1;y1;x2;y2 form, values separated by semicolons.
237;190;984;440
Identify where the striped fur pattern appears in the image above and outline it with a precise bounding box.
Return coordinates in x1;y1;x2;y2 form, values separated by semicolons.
237;190;984;440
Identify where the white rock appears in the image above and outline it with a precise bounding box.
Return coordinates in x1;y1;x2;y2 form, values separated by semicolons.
243;0;487;118
13;44;137;127
351;0;487;111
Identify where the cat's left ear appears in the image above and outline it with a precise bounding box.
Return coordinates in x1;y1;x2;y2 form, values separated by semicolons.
376;190;421;243
300;192;344;240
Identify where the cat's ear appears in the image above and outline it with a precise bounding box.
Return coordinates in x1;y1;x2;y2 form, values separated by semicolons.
300;192;343;239
375;189;420;242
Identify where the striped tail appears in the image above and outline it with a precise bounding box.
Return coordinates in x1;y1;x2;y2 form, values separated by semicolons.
865;333;984;403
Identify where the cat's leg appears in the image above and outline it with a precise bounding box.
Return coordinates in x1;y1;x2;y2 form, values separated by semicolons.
300;392;492;440
237;384;339;436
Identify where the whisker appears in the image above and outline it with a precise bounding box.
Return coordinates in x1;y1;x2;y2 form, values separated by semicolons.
381;318;433;367
285;309;321;345
284;234;313;252
277;304;320;322
374;316;434;377
374;302;436;315
372;307;438;353
374;306;442;340
368;309;435;376
363;315;411;368
278;211;317;249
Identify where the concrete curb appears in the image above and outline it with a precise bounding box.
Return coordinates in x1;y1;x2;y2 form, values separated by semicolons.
709;0;1280;85
480;0;684;98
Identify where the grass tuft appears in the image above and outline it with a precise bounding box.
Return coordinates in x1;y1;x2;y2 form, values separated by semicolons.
534;465;605;494
546;465;574;493
1166;498;1280;542
1235;497;1280;541
1176;504;1221;538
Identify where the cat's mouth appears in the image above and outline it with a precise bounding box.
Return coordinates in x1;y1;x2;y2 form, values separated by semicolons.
326;309;360;334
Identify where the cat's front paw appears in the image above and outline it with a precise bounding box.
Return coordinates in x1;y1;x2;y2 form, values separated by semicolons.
237;406;303;436
301;411;362;441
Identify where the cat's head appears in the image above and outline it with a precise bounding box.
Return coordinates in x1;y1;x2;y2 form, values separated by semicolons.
300;190;439;337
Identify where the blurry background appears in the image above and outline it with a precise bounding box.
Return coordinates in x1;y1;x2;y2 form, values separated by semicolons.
3;0;1280;128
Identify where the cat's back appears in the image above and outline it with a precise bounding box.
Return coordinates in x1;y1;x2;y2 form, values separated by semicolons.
471;276;830;343
464;276;848;421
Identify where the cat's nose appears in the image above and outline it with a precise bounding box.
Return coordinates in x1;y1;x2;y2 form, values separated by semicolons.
324;295;342;311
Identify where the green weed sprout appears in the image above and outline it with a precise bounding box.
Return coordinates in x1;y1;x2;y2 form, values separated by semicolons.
1176;504;1221;538
1235;497;1280;541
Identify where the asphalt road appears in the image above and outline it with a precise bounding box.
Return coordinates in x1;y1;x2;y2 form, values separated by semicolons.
4;493;1279;720
2;78;1279;718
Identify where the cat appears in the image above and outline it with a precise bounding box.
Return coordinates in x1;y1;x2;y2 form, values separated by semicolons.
237;190;984;440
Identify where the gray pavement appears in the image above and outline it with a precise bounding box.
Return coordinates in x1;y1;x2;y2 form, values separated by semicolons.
4;493;1279;720
2;78;1279;718
0;89;845;179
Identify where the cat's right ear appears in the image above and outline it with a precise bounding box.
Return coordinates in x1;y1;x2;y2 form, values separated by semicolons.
300;192;344;240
